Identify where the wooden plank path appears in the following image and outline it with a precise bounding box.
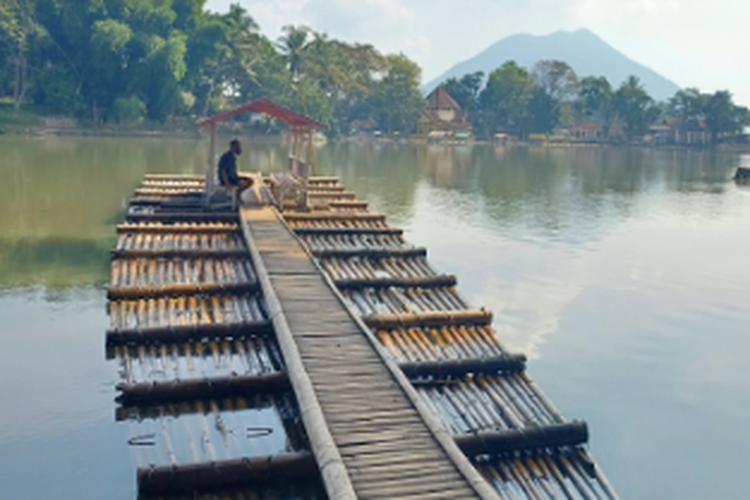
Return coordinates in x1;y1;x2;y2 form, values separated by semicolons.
241;206;492;500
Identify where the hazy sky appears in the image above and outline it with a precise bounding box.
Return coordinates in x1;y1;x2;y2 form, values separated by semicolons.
206;0;750;105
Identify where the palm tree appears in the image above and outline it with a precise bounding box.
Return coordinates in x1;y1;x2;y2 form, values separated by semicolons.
277;25;311;81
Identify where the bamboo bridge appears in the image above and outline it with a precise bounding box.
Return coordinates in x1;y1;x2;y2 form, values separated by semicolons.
106;172;618;500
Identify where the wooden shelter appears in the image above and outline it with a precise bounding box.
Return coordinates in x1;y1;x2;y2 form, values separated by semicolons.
418;86;472;136
197;98;327;210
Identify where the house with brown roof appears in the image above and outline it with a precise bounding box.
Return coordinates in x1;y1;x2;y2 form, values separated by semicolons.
417;87;472;137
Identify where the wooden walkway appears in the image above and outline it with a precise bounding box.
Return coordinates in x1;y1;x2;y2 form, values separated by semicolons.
241;206;487;499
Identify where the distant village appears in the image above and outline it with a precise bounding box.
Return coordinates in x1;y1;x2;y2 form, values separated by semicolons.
371;85;748;146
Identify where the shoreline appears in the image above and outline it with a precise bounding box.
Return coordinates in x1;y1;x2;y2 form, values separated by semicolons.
4;125;750;152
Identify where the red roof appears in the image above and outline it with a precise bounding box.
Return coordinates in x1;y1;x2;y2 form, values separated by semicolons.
197;98;327;130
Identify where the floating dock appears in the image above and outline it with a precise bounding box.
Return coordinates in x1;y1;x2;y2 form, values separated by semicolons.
106;173;618;499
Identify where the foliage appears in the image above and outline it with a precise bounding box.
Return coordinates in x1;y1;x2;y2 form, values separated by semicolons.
531;60;578;102
578;76;616;137
2;1;747;142
613;76;658;139
0;1;422;134
113;95;146;124
442;71;483;114
366;54;425;133
478;61;536;138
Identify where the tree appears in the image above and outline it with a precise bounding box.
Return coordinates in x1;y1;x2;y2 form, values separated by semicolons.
531;60;578;102
89;19;133;120
442;71;484;114
0;0;36;109
668;88;704;122
478;61;536;138
0;1;424;132
368;54;424;133
578;76;617;138
527;87;559;134
277;25;311;81
703;91;748;144
614;76;657;140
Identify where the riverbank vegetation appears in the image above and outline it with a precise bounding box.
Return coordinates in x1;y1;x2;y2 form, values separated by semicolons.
0;0;423;135
1;0;747;143
443;62;750;144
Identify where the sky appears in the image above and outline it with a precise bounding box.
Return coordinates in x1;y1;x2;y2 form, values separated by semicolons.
206;0;750;106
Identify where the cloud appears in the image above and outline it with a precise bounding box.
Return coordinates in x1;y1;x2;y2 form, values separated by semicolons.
207;0;750;105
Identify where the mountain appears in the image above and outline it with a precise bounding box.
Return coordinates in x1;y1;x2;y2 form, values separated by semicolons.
423;29;680;102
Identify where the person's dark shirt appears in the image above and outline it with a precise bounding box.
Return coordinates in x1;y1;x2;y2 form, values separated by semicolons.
218;150;239;186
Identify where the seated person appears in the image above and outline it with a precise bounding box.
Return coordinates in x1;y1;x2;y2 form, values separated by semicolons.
218;139;253;203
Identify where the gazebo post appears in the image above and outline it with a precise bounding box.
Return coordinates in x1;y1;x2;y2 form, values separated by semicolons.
308;129;316;177
203;122;217;210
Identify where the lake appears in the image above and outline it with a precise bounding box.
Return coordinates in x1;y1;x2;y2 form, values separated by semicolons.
1;136;749;499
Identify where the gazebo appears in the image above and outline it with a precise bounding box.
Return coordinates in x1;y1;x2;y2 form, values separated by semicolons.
197;98;327;210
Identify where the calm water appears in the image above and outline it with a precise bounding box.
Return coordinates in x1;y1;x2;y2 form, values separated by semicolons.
1;136;749;499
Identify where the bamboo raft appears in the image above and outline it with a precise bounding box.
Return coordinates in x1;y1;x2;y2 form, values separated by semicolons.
106;173;618;499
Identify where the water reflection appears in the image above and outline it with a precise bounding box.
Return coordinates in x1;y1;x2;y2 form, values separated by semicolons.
1;136;749;499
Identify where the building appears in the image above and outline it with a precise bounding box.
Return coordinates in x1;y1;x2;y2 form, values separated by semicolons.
571;123;603;141
417;87;472;137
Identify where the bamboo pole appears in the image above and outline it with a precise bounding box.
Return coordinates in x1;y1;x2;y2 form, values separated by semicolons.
293;226;403;236
400;354;527;380
453;422;589;457
362;309;493;329
117;223;238;234
111;249;248;260
127;212;239;224
106;282;259;301
105;320;274;346
116;371;291;405
137;451;317;495
284;212;386;222
332;274;457;290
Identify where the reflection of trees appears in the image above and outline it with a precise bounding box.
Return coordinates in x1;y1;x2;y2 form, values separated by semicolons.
1;135;739;289
417;145;739;241
0;136;208;289
0;239;112;290
315;142;421;222
0;137;208;240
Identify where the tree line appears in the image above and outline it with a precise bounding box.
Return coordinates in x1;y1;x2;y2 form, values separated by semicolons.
442;60;750;143
0;0;424;135
1;0;747;141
